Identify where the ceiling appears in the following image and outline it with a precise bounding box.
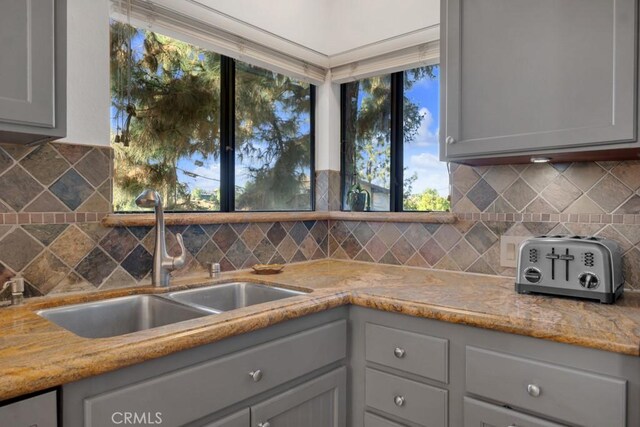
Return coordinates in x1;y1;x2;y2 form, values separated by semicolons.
148;0;440;67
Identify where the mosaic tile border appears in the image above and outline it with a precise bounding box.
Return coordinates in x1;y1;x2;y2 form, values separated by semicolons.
454;212;640;225
0;212;109;225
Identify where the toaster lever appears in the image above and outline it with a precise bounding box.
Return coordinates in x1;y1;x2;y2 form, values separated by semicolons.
558;254;574;261
546;250;558;280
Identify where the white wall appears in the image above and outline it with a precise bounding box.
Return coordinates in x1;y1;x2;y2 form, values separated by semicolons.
194;0;438;57
60;0;111;147
325;0;439;56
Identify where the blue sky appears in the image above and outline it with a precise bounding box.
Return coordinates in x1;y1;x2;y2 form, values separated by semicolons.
403;66;449;197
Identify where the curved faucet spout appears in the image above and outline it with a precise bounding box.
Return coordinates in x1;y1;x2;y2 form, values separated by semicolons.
135;189;186;287
169;233;187;270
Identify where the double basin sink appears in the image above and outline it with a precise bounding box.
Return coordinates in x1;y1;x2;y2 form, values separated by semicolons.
37;282;306;339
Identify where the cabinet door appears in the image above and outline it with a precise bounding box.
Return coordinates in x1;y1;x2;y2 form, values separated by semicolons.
251;367;346;427
441;0;637;161
0;0;55;128
0;391;57;427
464;397;564;427
202;408;250;427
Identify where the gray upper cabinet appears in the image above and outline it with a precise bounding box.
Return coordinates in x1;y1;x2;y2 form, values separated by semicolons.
440;0;638;163
0;0;66;144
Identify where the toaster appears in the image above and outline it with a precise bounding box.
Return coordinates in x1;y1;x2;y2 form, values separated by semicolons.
515;235;624;303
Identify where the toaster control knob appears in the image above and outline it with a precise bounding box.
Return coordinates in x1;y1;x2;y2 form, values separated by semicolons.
524;268;542;284
579;273;599;289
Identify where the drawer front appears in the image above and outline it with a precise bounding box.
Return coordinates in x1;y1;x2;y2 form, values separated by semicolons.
0;391;57;427
365;368;447;427
466;346;626;427
464;397;564;427
365;412;407;427
366;323;448;383
203;408;250;427
84;320;346;427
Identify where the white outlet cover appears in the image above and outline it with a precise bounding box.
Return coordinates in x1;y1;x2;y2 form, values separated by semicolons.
500;236;529;268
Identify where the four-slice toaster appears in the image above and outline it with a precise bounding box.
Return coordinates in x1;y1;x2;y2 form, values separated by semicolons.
515;235;624;303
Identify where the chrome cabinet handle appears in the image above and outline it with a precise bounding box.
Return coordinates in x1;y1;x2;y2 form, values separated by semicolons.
394;395;405;407
258;422;271;427
394;347;406;358
527;384;541;397
249;369;263;382
507;425;518;427
445;136;456;145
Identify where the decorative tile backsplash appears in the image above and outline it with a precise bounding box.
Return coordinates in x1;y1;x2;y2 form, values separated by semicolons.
1;141;640;302
315;170;341;211
329;161;640;290
0;142;327;301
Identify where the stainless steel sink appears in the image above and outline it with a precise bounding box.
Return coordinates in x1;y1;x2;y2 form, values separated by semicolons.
164;282;306;312
37;295;210;339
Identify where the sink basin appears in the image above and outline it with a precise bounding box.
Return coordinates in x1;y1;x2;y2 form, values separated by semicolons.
37;295;210;339
165;282;306;312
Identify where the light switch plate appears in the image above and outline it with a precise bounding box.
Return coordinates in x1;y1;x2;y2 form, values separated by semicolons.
500;236;529;268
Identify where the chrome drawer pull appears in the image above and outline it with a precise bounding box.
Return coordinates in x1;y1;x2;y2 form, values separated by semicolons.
249;370;263;382
527;384;541;397
394;395;405;407
394;347;406;358
258;422;271;427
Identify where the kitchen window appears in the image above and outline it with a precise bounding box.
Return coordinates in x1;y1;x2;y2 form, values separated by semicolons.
110;22;315;212
340;66;449;212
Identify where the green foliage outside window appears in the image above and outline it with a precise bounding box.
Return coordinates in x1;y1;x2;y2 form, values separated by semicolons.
110;22;312;212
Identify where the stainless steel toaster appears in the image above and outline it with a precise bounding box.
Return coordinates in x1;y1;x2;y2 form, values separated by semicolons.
515;235;624;303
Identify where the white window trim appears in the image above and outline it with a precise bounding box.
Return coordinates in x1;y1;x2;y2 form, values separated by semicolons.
111;0;440;86
330;41;440;84
110;0;327;84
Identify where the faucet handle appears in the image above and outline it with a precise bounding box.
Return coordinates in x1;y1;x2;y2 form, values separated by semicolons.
3;275;24;293
172;233;187;269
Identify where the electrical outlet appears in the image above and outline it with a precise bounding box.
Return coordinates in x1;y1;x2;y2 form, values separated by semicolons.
500;236;528;268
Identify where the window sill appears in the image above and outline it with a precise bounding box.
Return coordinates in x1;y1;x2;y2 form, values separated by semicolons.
101;211;457;227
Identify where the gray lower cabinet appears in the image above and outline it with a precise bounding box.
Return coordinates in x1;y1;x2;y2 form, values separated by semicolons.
463;398;563;427
251;367;346;427
0;0;66;143
364;412;406;427
62;309;348;427
349;306;640;427
466;346;626;427
203;409;250;427
440;0;638;163
365;369;447;427
0;391;57;427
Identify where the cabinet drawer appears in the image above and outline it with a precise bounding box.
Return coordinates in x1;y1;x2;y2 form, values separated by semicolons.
464;397;564;427
0;391;57;427
365;368;447;427
203;408;250;427
465;346;626;427
366;323;448;383
84;320;346;427
365;412;406;427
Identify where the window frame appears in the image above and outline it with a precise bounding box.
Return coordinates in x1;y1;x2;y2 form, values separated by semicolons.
112;46;316;213
339;68;443;213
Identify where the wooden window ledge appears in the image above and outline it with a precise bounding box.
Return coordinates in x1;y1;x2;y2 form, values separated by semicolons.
101;211;457;227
